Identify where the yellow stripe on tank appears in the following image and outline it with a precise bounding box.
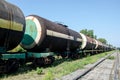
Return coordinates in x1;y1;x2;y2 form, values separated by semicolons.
0;18;23;31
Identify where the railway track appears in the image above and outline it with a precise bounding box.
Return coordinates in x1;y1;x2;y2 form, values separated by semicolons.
78;51;119;80
109;51;120;80
60;51;119;80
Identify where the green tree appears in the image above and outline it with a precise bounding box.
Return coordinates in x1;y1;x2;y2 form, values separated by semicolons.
80;29;96;38
87;30;94;38
80;29;88;35
94;35;97;39
80;29;108;44
98;38;107;44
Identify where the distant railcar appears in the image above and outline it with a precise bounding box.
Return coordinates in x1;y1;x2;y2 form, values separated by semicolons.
80;33;97;50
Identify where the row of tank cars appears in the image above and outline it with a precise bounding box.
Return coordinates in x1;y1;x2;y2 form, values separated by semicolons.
0;0;114;73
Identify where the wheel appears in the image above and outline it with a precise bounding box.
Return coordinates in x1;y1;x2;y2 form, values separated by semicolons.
61;53;67;58
47;56;55;64
19;59;25;65
6;59;19;73
0;59;6;73
33;58;45;67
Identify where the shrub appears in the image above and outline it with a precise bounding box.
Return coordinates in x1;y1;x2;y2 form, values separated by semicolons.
36;67;43;75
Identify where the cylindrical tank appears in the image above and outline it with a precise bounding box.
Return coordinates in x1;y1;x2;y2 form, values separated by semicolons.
21;15;82;52
0;0;25;51
97;41;103;50
102;44;107;51
80;33;96;50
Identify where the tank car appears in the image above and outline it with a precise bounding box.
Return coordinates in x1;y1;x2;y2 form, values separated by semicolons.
0;0;113;73
80;33;97;51
0;0;26;73
0;0;25;51
21;15;82;53
96;40;104;52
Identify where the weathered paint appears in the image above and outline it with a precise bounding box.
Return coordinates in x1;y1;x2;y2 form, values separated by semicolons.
80;33;87;49
21;16;41;49
21;15;82;52
0;18;23;31
76;38;82;42
1;53;26;59
1;52;54;60
94;39;99;49
47;29;74;40
0;0;25;50
21;20;37;47
27;52;54;58
47;30;82;42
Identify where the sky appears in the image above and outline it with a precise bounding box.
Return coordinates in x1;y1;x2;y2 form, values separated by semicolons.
7;0;120;48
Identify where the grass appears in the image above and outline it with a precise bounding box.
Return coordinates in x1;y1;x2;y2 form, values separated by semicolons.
42;70;54;80
107;56;115;60
0;51;114;80
36;67;43;75
8;45;26;52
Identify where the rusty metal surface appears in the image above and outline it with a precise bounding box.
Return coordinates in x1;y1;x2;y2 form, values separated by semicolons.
22;15;82;52
97;41;104;50
0;0;25;51
84;35;96;50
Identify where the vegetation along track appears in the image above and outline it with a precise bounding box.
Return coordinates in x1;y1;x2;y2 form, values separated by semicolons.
0;51;113;80
109;51;120;80
76;51;119;80
61;51;120;80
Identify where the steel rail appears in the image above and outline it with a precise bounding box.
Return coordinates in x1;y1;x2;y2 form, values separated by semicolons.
74;52;114;80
